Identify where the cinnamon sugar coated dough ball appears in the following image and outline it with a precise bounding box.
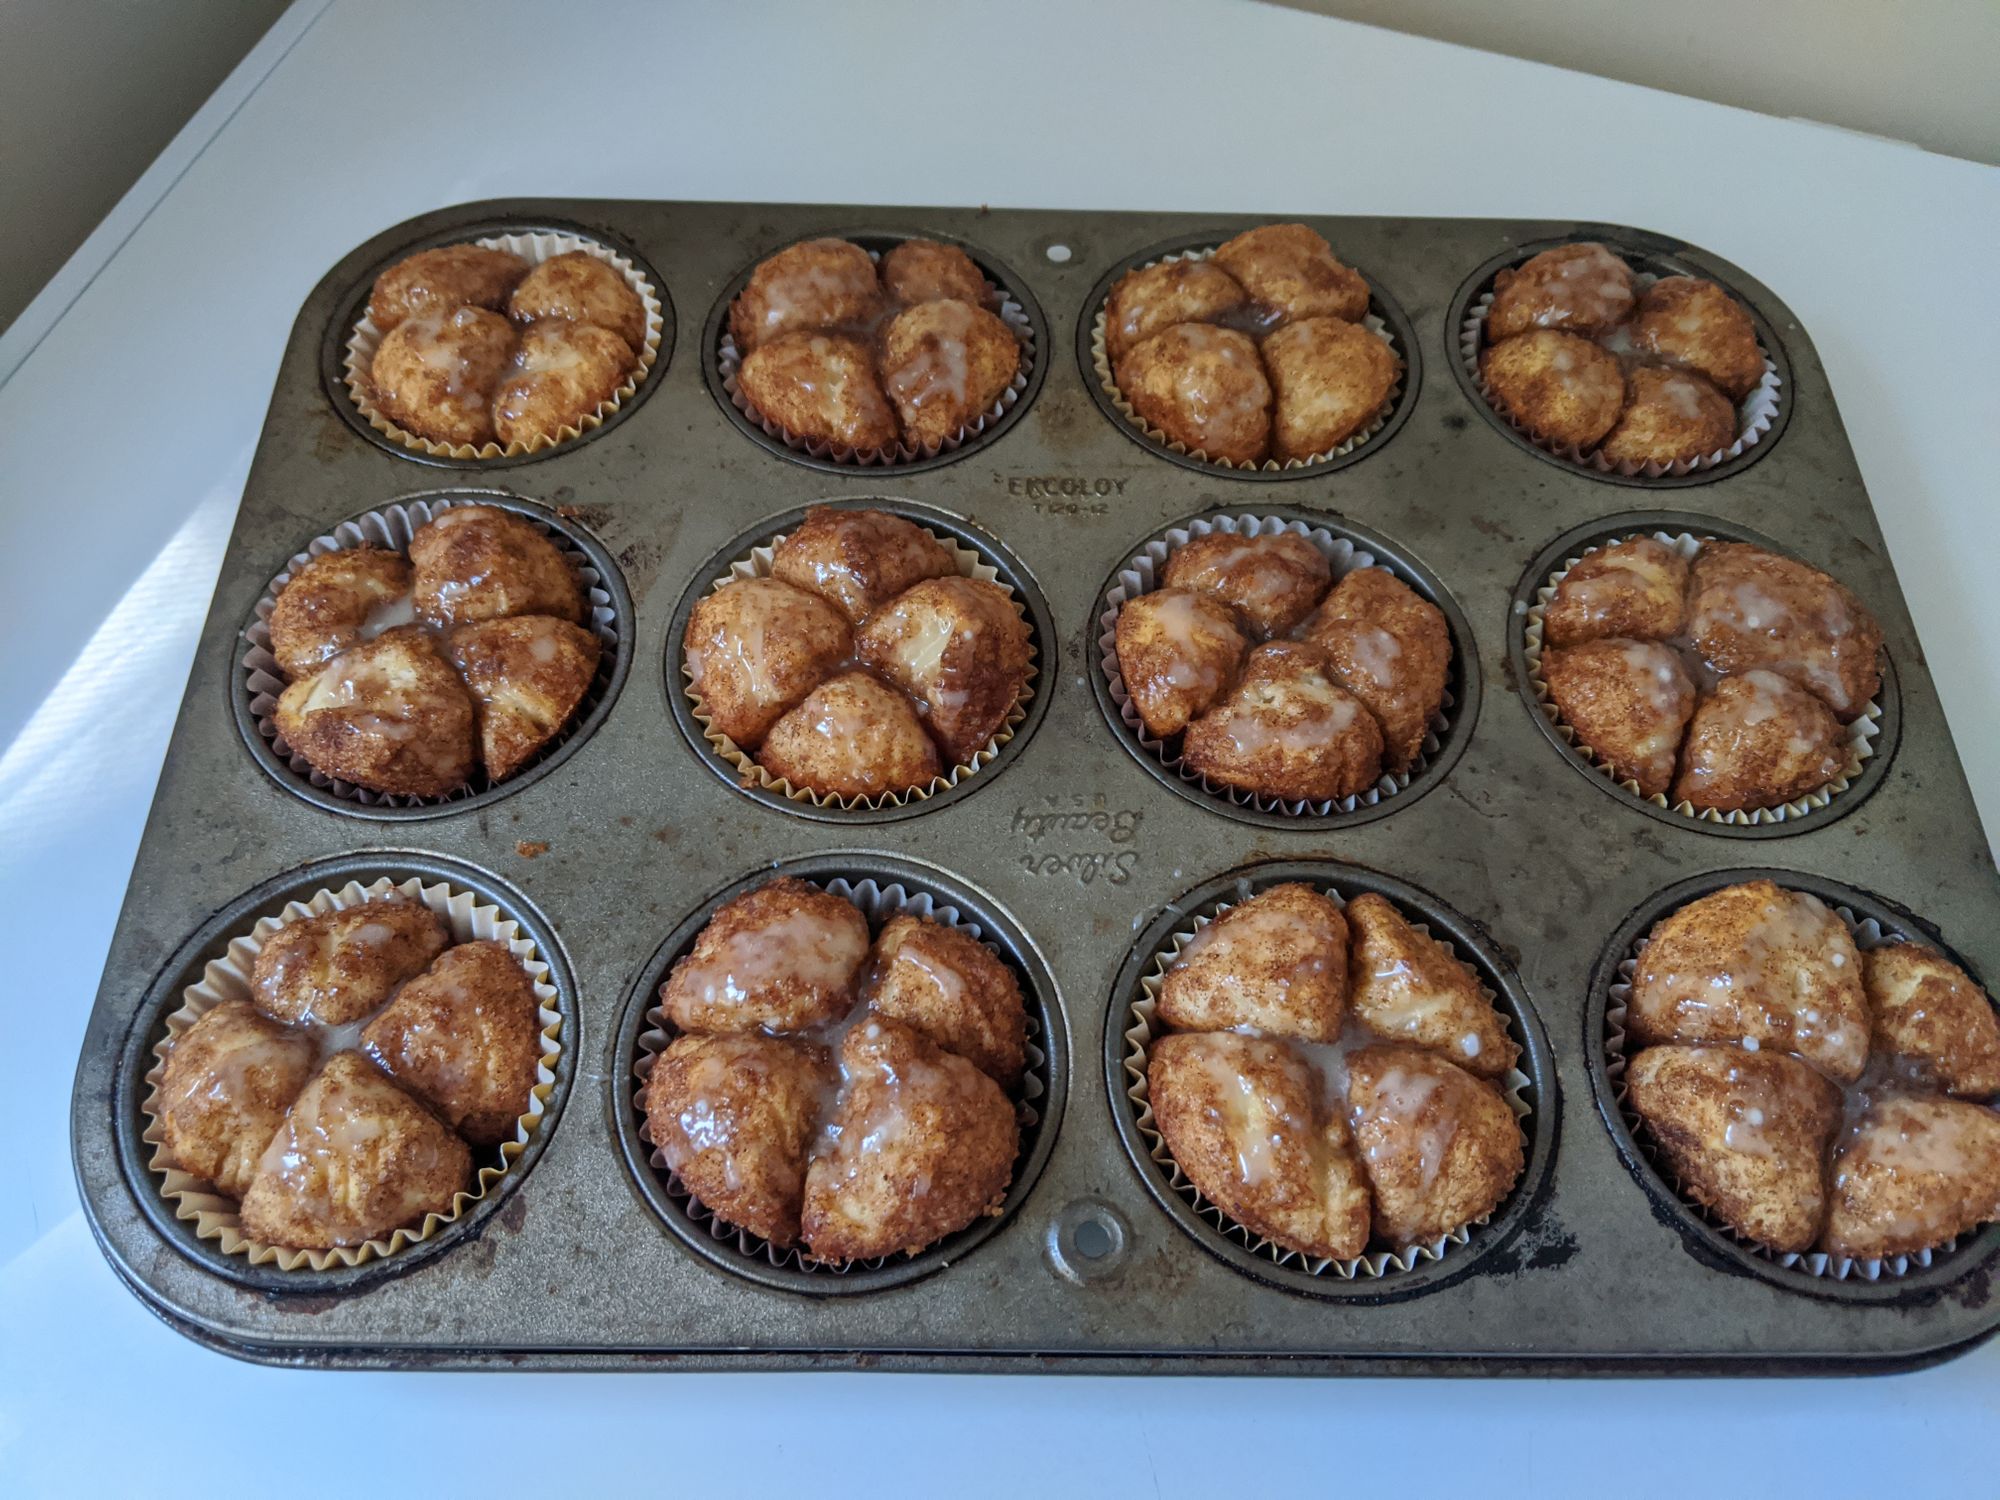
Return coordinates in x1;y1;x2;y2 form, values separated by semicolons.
879;239;994;309
864;913;1027;1088
1863;945;2000;1097
769;506;955;625
855;575;1032;765
1103;257;1247;362
1479;330;1626;450
1823;1095;2000;1260
1296;567;1451;777
1113;587;1250;739
492;321;636;448
1346;893;1520;1078
1262;316;1400;460
1182;640;1385;803
800;1014;1018;1262
1211;223;1369;326
274;628;477;798
1115;323;1272;466
239;1051;472;1250
1685;542;1883;720
1630;276;1765;401
729;237;883;352
756;670;942;799
1541;638;1697;800
1623;1044;1842;1254
1159;882;1350;1044
1601;366;1736;467
361;940;543;1146
367;244;528;333
157;1002;315;1198
879;298;1021;448
644;1032;834;1248
267;548;414;682
506;249;647;352
1484;242;1635;341
1672;670;1847;812
1148;1030;1371;1260
1160;532;1330;642
660;877;870;1035
370;306;518;447
250;894;449;1027
444;615;602;782
1346;1045;1523;1246
1542;537;1689;648
409;505;584;628
737;332;899;452
683;577;852;749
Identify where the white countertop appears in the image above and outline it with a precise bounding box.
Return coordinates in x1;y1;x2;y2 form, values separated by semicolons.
4;1;1998;1492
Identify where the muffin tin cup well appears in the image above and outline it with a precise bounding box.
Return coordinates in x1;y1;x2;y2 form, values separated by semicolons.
1106;860;1557;1301
1447;232;1791;487
1587;867;2000;1302
1091;508;1478;830
1509;511;1899;837
1076;231;1420;480
113;852;578;1296
612;853;1068;1296
235;489;632;821
703;228;1049;476
327;217;673;468
667;498;1055;823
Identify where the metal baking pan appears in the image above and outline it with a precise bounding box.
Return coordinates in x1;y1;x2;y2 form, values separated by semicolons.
69;200;2000;1374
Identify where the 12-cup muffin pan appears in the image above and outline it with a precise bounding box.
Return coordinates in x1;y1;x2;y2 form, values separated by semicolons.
69;201;2000;1374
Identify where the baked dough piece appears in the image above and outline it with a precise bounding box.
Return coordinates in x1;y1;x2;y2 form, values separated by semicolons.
879;299;1021;447
1672;670;1847;812
445;615;601;781
1160;531;1330;641
644;1032;834;1247
250;893;449;1027
1601;366;1736;467
1685;542;1883;720
1346;1045;1523;1245
1630;276;1765;401
267;548;414;682
239;1051;472;1250
1542;536;1689;648
855;576;1032;764
1115;323;1273;465
370;306;517;447
1624;1043;1842;1254
1627;880;1870;1082
1148;1030;1371;1261
879;239;994;310
409;505;584;628
1113;587;1250;738
1484;242;1635;340
1823;1095;2000;1260
660;877;869;1035
769;506;956;625
361;940;542;1146
1296;567;1452;776
506;249;647;351
756;670;942;798
1262;316;1400;460
1211;223;1369;327
1159;883;1350;1044
367;244;528;333
864;913;1027;1087
274;628;477;798
1863;944;2000;1097
683;577;853;750
491;321;636;448
800;1015;1018;1262
1541;638;1697;799
1479;330;1626;450
1103;257;1248;361
1346;892;1519;1078
729;237;883;352
737;331;899;451
1182;640;1385;802
157;1001;315;1198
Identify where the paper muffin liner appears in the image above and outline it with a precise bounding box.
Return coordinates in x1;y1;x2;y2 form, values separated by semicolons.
1522;529;1882;826
1604;895;1959;1281
630;876;1048;1272
682;522;1036;810
139;875;563;1272
716;246;1036;466
1461;260;1782;477
1090;245;1403;472
343;230;665;460
1097;513;1454;817
1123;878;1532;1280
242;498;619;807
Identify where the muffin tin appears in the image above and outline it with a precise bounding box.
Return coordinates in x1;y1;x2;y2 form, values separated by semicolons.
69;201;2000;1374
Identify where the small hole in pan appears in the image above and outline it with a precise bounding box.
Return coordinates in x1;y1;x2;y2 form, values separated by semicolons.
1045;243;1072;264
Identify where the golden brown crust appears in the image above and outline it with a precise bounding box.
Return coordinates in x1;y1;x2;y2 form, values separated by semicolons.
737;331;899;451
1113;587;1250;738
683;577;853;750
864;913;1027;1087
1824;1095;2000;1259
1159;883;1350;1043
1182;640;1385;803
756;670;941;798
729;237;883;352
367;244;528;333
1162;532;1330;642
369;306;517;447
1542;537;1690;648
855;576;1032;765
1346;1044;1523;1245
492;321;636;448
660;878;870;1035
1262;316;1401;459
250;893;449;1027
1115;323;1272;465
879;299;1021;448
769;506;955;625
273;628;477;798
506;250;647;351
1211;223;1369;327
1484;242;1635;340
1103;258;1247;362
1479;330;1626;450
1601;366;1736;467
1542;638;1697;799
1296;567;1451;776
158;1001;315;1199
1346;892;1520;1078
408;505;584;628
444;615;601;782
1630;276;1765;401
1864;945;2000;1096
1673;670;1847;812
879;239;993;310
267;548;414;682
1686;542;1883;720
